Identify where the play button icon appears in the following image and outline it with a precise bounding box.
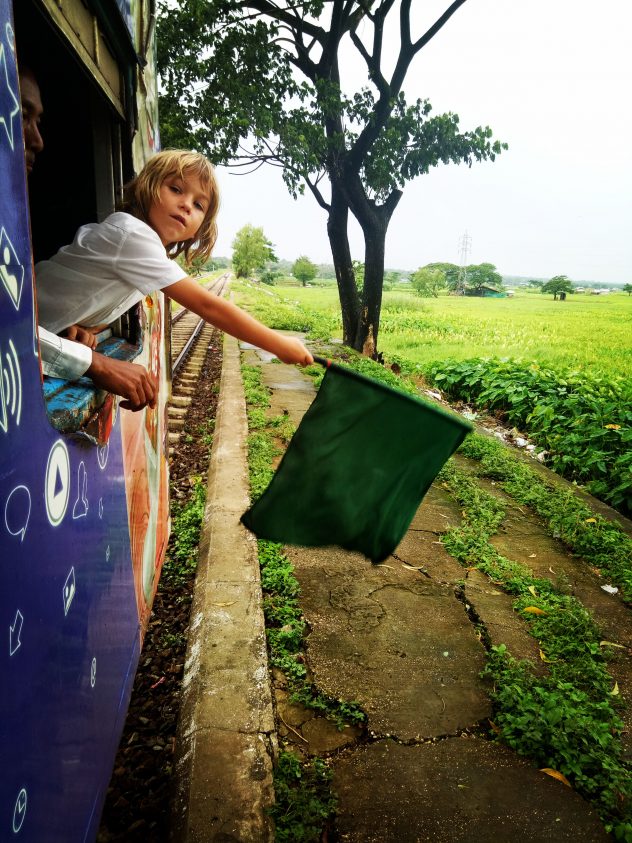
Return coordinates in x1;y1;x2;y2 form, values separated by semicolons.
45;440;70;526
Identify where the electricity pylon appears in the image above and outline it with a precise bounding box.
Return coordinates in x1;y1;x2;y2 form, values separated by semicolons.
456;231;471;295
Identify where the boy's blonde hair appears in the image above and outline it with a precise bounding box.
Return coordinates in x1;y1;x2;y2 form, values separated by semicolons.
122;149;219;264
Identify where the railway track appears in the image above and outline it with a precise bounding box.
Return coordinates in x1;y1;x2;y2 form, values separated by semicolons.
167;272;230;450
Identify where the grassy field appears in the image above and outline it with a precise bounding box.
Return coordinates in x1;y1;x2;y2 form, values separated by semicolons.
260;284;632;379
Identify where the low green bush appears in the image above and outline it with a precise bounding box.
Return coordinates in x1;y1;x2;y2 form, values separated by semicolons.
428;357;632;515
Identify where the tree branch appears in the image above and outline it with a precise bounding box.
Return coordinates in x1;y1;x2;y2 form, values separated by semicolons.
348;0;468;172
243;0;324;40
305;177;330;211
412;0;468;55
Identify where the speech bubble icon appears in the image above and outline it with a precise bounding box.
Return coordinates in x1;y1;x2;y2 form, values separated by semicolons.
4;485;31;542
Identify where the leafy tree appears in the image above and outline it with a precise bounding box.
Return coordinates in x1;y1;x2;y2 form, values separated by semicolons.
231;224;277;278
292;255;317;286
157;0;506;356
541;275;574;300
623;283;632;296
465;263;503;295
422;262;461;291
411;267;445;298
188;254;209;276
528;278;544;289
383;270;400;292
352;260;365;294
260;269;281;286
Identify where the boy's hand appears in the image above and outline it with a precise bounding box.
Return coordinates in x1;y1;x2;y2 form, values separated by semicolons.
64;324;97;350
276;336;314;366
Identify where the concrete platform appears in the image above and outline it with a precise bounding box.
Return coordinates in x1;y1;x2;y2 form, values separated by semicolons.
172;332;630;841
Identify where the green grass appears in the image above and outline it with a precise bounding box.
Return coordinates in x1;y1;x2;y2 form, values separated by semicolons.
379;291;632;379
162;476;206;586
269;751;336;842
238;299;632;837
438;459;631;837
235;283;632;381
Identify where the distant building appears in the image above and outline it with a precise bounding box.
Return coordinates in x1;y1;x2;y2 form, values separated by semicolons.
465;284;507;298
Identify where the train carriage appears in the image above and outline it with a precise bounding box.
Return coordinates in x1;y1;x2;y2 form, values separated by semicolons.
0;0;172;838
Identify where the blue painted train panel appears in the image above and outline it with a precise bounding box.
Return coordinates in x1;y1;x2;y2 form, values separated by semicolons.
0;4;158;838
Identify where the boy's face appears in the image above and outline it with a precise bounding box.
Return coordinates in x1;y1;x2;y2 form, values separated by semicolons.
149;171;210;246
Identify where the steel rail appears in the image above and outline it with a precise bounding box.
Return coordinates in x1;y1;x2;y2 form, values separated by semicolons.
172;273;229;376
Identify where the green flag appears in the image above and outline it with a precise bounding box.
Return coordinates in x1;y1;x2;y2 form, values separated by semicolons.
241;360;472;563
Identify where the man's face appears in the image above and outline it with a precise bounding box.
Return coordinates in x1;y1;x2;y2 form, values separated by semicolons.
19;70;44;174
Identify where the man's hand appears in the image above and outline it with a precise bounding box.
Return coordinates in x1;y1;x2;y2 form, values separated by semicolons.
87;353;157;411
63;324;98;349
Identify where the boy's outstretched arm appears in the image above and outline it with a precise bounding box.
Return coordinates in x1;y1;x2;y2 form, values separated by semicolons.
166;277;314;366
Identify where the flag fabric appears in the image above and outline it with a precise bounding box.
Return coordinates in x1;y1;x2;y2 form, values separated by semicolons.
241;359;472;563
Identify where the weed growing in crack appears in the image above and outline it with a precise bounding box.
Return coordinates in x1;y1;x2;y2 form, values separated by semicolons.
242;363;271;408
440;460;632;837
257;538;365;729
162;477;206;587
241;360;366;839
460;432;632;601
269;751;336;842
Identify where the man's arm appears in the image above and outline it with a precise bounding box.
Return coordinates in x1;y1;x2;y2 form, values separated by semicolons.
86;353;156;411
38;327;156;411
39;326;93;379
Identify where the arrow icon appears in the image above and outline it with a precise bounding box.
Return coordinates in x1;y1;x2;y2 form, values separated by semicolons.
9;608;23;655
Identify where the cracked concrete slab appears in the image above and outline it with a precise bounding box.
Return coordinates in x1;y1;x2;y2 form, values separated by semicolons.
285;545;491;740
332;737;609;842
491;502;632;648
464;568;546;669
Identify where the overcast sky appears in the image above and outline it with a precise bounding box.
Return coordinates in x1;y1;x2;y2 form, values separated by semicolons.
211;0;631;283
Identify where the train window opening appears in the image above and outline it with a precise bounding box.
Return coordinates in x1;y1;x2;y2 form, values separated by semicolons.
15;0;144;439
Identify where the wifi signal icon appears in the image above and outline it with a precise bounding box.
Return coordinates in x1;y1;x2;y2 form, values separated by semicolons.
0;339;22;434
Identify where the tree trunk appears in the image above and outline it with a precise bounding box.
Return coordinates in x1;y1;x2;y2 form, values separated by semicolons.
327;187;360;347
355;217;388;356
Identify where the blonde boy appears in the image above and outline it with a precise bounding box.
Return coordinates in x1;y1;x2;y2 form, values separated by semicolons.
36;151;312;367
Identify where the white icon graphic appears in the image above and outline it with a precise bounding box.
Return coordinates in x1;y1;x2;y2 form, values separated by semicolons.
105;545;110;562
4;485;30;541
0;43;19;151
0;227;24;310
9;609;23;656
12;787;27;833
63;568;76;616
97;442;109;470
6;23;16;54
0;338;22;434
90;657;97;688
72;462;88;519
98;497;104;519
45;440;70;526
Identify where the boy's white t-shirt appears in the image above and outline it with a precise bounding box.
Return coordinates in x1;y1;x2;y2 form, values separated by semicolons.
36;212;186;333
